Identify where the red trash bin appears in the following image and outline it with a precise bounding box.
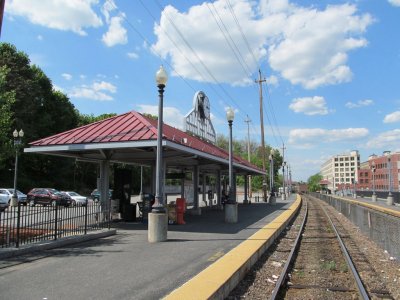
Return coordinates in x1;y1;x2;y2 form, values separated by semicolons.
176;198;186;224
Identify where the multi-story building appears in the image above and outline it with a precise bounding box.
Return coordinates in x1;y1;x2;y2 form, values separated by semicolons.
358;152;399;192
320;150;360;192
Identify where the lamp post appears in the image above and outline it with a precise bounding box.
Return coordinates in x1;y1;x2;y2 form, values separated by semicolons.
341;177;344;196
227;107;234;204
11;129;24;207
371;161;377;202
225;107;238;223
153;65;168;213
353;175;357;198
148;66;168;243
387;152;393;205
269;149;276;205
282;161;286;200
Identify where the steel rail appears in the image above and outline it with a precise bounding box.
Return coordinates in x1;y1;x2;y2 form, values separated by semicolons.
319;200;370;300
270;197;308;300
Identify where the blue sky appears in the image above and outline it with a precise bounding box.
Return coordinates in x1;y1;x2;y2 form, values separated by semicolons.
2;0;400;181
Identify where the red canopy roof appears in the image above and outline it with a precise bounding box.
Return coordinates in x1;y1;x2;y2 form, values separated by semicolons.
29;111;260;171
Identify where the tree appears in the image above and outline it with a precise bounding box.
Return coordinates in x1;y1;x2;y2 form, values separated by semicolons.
77;112;117;126
0;43;79;191
307;173;323;192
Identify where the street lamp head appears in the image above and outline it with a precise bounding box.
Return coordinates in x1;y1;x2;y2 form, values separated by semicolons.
156;65;168;86
226;107;234;122
270;148;275;156
13;129;24;138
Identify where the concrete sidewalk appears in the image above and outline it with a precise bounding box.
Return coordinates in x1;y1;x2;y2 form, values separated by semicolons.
0;196;297;300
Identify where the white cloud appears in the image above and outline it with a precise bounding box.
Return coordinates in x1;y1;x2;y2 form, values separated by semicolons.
37;35;43;40
345;99;374;108
289;127;369;147
102;15;128;47
388;0;400;7
101;0;116;23
289;96;329;115
266;75;279;87
152;1;373;88
366;129;400;149
268;4;373;89
7;0;102;36
92;81;117;93
61;73;72;80
127;52;139;59
383;111;400;123
136;104;185;129
69;80;116;101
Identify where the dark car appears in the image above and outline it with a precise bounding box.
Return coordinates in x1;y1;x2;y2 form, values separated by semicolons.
27;188;72;207
90;189;113;202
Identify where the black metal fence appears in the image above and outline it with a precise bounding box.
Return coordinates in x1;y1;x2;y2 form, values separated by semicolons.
0;202;111;248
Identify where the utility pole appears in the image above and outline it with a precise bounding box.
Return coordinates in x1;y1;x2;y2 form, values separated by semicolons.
244;115;252;201
0;0;5;38
281;143;286;200
255;69;267;202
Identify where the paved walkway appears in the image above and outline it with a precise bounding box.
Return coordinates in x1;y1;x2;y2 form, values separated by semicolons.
0;195;296;300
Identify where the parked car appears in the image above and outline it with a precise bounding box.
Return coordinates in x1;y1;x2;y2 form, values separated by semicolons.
0;190;9;211
61;191;87;206
90;189;113;202
0;188;28;205
27;188;72;207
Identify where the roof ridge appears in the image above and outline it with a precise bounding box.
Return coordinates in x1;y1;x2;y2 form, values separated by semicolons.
133;111;160;137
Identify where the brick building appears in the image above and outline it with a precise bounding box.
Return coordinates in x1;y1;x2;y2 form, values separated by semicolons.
357;152;399;192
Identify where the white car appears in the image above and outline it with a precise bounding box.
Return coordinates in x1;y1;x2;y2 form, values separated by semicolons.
61;191;87;206
0;188;28;205
0;190;9;211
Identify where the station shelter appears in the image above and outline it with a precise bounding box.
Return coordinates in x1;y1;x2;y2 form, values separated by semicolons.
24;110;264;221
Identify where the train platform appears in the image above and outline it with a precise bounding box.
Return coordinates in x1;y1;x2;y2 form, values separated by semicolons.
332;193;400;216
0;194;300;300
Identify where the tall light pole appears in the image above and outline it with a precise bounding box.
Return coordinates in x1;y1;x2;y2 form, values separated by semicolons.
153;65;168;213
282;161;286;200
341;177;344;196
11;129;24;207
225;107;238;223
387;152;393;205
227;107;235;204
371;161;377;202
269;149;275;204
148;66;168;243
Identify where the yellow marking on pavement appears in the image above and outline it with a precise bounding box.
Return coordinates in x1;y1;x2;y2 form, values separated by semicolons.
164;195;302;300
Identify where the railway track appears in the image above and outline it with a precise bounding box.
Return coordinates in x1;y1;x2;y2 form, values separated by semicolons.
228;194;397;299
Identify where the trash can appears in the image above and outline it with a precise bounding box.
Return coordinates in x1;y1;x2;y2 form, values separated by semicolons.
122;203;136;222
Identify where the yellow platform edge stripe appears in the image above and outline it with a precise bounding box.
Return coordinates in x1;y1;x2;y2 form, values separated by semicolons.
331;195;400;218
164;195;302;300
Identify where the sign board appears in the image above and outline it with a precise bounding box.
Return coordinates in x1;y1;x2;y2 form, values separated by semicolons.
184;91;216;144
